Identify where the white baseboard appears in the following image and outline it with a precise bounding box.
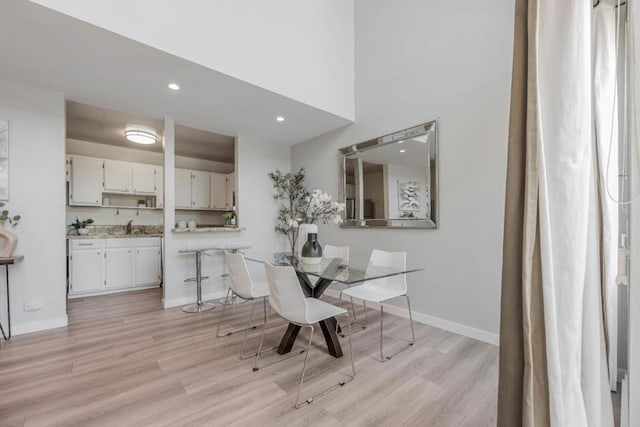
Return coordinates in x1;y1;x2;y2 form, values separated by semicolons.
68;284;160;299
324;289;500;346
163;290;228;309
11;315;69;336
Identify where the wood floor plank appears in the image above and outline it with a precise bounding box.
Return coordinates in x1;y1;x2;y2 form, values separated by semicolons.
0;288;499;427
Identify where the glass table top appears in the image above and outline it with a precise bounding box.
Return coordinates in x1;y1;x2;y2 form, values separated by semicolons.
247;252;423;286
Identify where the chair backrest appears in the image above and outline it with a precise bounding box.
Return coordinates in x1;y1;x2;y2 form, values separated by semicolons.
323;245;350;264
224;251;254;299
366;249;407;294
264;262;307;321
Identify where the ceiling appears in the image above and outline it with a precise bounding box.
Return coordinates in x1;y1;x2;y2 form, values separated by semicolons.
66;101;235;163
0;0;352;145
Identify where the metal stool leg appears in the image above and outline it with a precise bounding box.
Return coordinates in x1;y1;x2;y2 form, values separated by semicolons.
183;251;215;313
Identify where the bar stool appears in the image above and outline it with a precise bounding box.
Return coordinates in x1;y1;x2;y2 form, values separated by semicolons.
179;245;215;313
179;241;253;313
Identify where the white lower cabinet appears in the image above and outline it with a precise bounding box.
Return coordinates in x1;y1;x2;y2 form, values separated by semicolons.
69;248;103;294
135;246;161;286
105;247;134;289
69;237;161;297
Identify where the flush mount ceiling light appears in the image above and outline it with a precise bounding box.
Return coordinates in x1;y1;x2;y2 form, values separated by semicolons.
399;149;406;153
124;129;157;145
168;82;180;91
276;116;285;122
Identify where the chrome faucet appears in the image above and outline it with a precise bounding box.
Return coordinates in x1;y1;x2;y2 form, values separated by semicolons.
126;220;133;235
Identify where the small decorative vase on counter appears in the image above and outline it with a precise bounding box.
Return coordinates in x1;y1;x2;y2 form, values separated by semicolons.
0;222;18;258
301;233;322;265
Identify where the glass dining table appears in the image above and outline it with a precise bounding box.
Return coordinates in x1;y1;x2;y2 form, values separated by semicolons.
247;253;423;359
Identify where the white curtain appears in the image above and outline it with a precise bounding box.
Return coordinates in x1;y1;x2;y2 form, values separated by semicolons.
537;1;614;426
593;2;620;393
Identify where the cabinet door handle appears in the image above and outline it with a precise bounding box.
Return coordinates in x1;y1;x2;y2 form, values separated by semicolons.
78;243;92;246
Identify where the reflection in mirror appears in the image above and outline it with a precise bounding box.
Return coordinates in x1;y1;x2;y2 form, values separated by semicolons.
340;120;437;229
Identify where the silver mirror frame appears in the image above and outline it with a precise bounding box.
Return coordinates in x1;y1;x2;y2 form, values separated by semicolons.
338;120;438;229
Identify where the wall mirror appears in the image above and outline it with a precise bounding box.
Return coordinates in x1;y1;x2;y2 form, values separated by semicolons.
339;120;438;229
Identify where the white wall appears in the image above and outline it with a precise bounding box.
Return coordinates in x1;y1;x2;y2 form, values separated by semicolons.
291;0;514;342
162;132;290;308
0;80;67;334
31;0;355;121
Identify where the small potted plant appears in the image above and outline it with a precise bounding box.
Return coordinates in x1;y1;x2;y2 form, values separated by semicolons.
71;218;94;235
222;212;235;227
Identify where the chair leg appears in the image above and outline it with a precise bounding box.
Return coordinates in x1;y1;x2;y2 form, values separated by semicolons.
405;295;416;344
294;325;315;409
295;315;356;409
345;314;356;378
252;299;268;372
379;305;386;362
215;288;232;338
363;301;368;328
240;298;258;359
376;297;416;362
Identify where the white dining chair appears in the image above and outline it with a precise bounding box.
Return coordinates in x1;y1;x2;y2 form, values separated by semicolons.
257;262;356;409
217;251;271;359
324;245;357;319
340;249;415;362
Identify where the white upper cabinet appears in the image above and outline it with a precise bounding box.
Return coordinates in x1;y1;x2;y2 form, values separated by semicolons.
211;173;227;209
156;166;164;208
131;163;156;194
69;156;103;206
103;159;131;193
175;169;211;209
175;169;192;208
192;171;210;209
226;172;235;208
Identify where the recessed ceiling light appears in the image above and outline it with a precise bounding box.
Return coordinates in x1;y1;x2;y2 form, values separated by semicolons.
168;83;180;91
399;149;406;153
398;140;404;144
125;129;157;145
276;116;285;122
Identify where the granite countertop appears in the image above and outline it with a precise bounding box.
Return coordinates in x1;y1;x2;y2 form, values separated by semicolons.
172;226;245;233
67;225;164;240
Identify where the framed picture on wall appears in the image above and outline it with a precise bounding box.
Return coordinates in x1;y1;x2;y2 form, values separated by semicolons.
0;121;8;200
398;180;420;211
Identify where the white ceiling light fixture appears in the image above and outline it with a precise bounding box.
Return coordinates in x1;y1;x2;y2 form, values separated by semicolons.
125;129;157;145
168;82;180;91
399;149;406;153
276;116;285;122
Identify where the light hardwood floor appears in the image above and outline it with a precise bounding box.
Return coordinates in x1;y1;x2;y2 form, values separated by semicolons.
0;289;498;427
